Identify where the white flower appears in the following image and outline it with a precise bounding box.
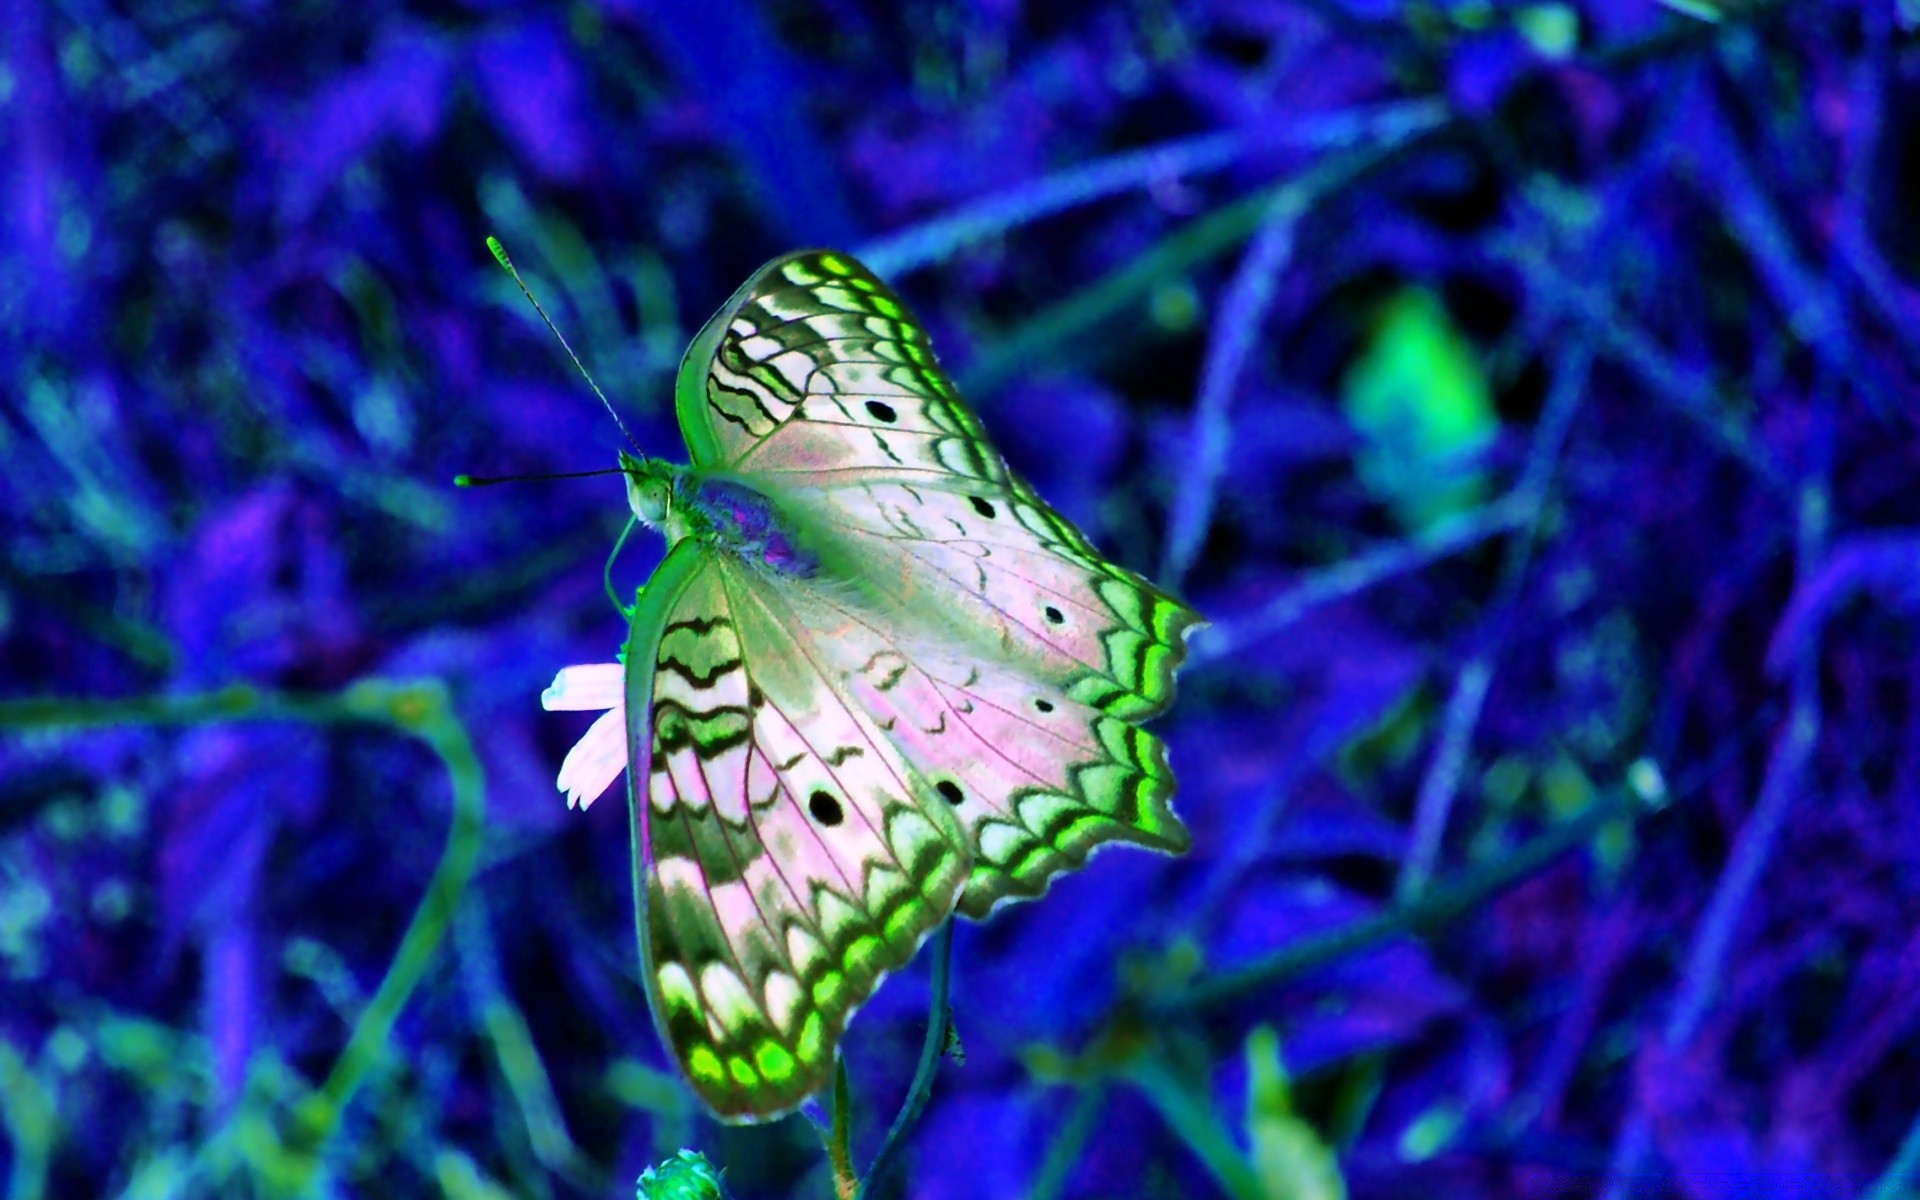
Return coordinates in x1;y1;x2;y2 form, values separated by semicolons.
541;663;628;810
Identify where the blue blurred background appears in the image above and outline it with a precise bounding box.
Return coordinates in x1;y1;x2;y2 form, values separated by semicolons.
5;1;1920;1196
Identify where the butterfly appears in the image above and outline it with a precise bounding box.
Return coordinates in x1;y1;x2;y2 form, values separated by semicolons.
542;250;1202;1121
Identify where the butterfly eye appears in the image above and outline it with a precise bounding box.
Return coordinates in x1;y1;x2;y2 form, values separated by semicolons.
1043;605;1065;625
935;780;963;805
1033;699;1055;713
969;496;996;519
865;400;897;423
807;789;844;826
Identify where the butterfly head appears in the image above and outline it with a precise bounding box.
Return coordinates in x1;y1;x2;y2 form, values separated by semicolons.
621;450;677;533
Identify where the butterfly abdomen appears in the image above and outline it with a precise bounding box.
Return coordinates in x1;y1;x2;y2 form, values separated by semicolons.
680;476;819;578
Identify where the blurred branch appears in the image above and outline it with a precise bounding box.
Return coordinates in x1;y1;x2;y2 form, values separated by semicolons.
1159;185;1303;590
0;680;488;1187
1150;771;1669;1016
960;124;1438;398
1398;341;1594;901
1830;2;1920;376
857;100;1449;278
1027;1086;1106;1200
1866;1108;1920;1200
1396;657;1494;903
1687;88;1901;420
0;1040;53;1200
0;559;175;671
454;902;600;1195
1496;230;1794;495
1190;491;1531;667
1600;472;1829;1197
1125;1057;1266;1200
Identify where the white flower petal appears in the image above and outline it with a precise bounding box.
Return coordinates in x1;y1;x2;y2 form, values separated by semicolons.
542;663;624;712
557;706;629;810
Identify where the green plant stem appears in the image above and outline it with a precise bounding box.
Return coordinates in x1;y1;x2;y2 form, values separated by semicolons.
0;680;487;1189
1125;1058;1265;1200
1028;1087;1106;1200
1151;782;1661;1016
828;1058;856;1200
855;920;955;1200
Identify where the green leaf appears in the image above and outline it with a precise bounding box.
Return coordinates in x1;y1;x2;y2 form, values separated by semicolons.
1341;288;1498;531
1244;1027;1347;1200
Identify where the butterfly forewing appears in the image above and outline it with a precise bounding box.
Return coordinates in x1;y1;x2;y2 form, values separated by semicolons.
675;251;1009;487
624;542;969;1120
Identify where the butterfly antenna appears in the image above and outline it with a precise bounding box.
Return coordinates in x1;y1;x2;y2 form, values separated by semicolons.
454;467;626;487
485;235;644;455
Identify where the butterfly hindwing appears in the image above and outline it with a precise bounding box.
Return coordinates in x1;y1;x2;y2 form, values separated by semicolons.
624;541;969;1120
767;581;1191;918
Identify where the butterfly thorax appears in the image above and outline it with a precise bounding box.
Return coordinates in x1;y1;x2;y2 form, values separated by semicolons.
622;451;815;577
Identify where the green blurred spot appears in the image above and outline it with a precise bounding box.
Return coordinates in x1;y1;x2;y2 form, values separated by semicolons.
1244;1027;1347;1200
1482;755;1531;810
1627;757;1669;807
90;879;132;924
57;207;93;263
1341;287;1498;531
636;1149;726;1200
47;1026;87;1072
435;1149;517;1200
1452;1;1494;30
1148;279;1202;334
1336;683;1430;788
1542;754;1595;821
1515;4;1580;58
1594;815;1636;880
1397;1103;1462;1162
101;784;145;839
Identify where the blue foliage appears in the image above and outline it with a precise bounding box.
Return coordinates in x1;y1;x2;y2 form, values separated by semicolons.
3;1;1920;1197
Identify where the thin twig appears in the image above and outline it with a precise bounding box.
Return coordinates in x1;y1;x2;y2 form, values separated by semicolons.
1599;468;1828;1198
1027;1087;1107;1200
1125;1058;1267;1200
1396;341;1594;901
855;101;1450;278
1688;90;1899;419
856;920;956;1200
1151;775;1668;1016
1160;191;1301;590
1189;491;1532;667
1495;234;1795;495
1396;657;1495;903
959;126;1438;399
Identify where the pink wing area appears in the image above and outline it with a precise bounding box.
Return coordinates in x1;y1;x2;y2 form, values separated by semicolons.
747;577;1190;920
789;479;1202;722
628;550;968;1121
